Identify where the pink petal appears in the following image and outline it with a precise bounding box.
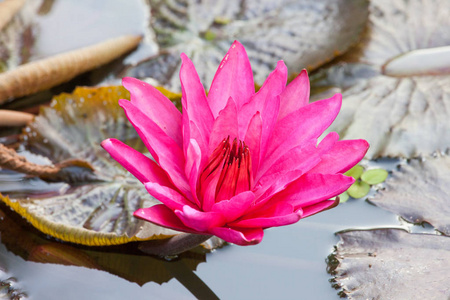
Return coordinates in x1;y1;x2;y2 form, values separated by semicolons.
302;199;339;218
208;97;239;155
317;132;340;154
273;173;353;209
259;95;280;163
180;53;214;148
255;138;320;185
134;204;199;234
122;77;182;147
244;112;262;177
211;191;255;223
175;205;226;232
185;139;202;208
260;94;342;177
254;169;303;204
144;182;195;211
119;99;191;198
208;41;255;117
209;227;264;246
252;140;322;204
101;138;174;187
230;204;301;228
238;61;288;138
278;70;310;120
309;139;369;174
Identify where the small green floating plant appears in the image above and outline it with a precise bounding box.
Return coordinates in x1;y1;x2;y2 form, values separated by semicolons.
339;165;388;202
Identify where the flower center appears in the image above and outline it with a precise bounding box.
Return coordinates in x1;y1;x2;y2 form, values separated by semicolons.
198;137;252;204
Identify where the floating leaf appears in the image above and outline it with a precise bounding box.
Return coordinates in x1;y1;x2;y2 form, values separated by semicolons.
0;86;179;246
318;0;450;158
328;229;450;299
0;35;141;104
344;165;364;180
127;0;368;89
346;181;370;199
360;168;388;185
370;154;450;235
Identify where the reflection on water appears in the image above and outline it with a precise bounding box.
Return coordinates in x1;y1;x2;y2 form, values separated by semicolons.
0;191;402;299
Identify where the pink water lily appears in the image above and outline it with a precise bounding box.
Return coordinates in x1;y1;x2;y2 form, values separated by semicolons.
102;41;369;246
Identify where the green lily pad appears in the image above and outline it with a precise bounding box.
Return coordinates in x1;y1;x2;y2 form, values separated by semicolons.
328;229;450;299
0;86;179;246
346;181;370;199
127;0;368;89
344;165;364;180
360;168;388;185
370;154;450;236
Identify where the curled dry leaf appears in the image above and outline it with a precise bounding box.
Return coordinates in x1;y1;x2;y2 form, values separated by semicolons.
0;110;33;126
328;229;450;299
0;0;25;31
0;35;142;104
370;154;450;236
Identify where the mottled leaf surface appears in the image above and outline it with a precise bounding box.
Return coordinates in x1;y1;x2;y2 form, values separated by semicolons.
352;0;450;68
0;86;178;246
370;154;450;235
127;0;368;89
328;229;450;299
318;0;450;158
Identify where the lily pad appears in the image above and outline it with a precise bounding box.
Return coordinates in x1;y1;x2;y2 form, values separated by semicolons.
328;229;450;299
348;0;450;68
360;168;388;185
370;154;450;236
317;0;450;158
127;0;368;89
0;86;179;246
325;72;450;158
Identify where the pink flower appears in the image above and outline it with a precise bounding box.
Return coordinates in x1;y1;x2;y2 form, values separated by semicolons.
102;41;369;246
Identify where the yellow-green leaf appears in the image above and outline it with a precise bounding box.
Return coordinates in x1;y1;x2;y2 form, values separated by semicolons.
339;191;350;203
344;165;364;180
361;168;388;185
347;181;370;199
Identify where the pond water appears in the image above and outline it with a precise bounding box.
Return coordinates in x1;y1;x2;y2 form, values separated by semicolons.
0;193;403;300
